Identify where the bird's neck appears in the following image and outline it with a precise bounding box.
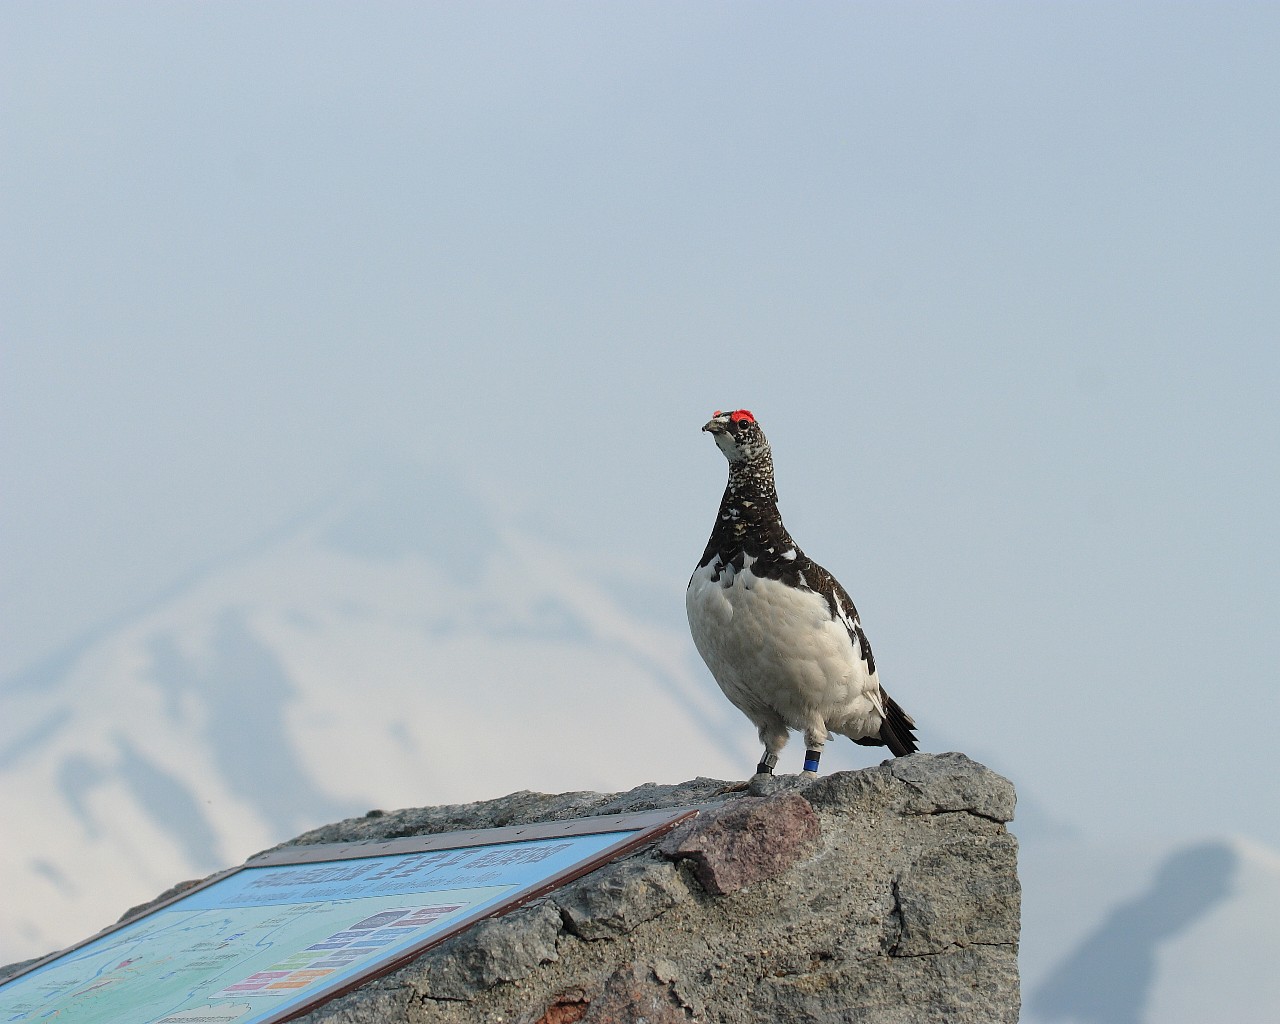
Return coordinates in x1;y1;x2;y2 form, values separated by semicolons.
724;458;779;512
700;457;795;562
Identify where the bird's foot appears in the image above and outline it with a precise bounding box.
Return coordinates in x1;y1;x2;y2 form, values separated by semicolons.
800;769;819;777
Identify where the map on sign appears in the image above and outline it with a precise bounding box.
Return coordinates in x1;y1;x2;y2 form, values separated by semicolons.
0;809;692;1024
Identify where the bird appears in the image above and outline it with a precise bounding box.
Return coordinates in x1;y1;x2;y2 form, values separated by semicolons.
686;409;918;777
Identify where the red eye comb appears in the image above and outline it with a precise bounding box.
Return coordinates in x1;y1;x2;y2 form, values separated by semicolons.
711;409;755;423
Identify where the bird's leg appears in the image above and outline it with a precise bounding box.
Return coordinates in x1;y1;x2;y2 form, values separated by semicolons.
802;725;829;776
755;718;789;776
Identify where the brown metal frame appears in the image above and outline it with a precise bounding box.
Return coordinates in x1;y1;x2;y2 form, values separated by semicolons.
0;806;698;1024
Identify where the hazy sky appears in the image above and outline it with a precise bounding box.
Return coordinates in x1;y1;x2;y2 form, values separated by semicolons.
3;3;1278;845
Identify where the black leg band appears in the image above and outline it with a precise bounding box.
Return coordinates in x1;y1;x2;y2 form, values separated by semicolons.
757;752;779;775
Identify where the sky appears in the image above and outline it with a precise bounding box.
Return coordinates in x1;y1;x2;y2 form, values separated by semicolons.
3;2;1279;851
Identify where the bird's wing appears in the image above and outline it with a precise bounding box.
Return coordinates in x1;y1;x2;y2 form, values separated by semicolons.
797;558;877;677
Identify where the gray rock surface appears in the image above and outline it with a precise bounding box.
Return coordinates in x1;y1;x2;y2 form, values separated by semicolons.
3;753;1020;1022
556;859;691;941
299;752;1019;1023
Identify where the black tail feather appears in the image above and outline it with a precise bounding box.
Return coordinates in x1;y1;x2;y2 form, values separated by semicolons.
846;689;919;756
879;690;918;757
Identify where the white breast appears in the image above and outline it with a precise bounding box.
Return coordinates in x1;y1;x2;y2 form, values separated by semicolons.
685;557;883;740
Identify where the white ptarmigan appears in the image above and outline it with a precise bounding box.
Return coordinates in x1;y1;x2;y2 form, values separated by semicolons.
686;409;918;776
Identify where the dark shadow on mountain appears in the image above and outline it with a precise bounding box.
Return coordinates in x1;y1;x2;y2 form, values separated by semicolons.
1029;840;1238;1024
1;639;100;698
148;610;355;840
321;465;499;578
53;744;224;869
0;708;73;773
56;754;108;840
114;736;225;873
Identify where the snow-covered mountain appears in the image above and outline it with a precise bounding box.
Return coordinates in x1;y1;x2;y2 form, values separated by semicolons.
0;469;754;964
1020;833;1280;1024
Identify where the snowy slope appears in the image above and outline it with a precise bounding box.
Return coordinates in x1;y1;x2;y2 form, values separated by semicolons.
1021;833;1280;1024
1147;838;1280;1023
0;471;752;964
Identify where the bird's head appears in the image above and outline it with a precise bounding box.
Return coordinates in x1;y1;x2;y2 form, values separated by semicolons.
702;409;769;465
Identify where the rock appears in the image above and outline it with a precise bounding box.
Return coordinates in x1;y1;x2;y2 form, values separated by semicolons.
529;988;591;1024
274;777;736;852
578;963;689;1023
528;965;690;1024
893;833;1022;956
408;903;563;1001
5;754;1021;1023
300;755;1019;1022
807;750;1016;823
657;791;821;894
555;859;690;940
117;877;203;924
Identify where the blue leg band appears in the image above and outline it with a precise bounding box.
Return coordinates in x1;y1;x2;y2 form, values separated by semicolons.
804;749;822;773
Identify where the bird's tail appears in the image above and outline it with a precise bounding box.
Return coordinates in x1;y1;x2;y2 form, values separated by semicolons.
844;687;919;757
878;690;918;756
848;689;918;756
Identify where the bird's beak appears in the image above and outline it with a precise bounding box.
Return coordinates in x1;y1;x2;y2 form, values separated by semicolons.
703;418;727;434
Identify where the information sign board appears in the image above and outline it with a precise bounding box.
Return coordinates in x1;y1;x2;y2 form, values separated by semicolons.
0;807;694;1024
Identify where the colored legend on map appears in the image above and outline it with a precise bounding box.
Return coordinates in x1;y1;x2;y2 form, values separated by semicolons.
213;903;463;998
